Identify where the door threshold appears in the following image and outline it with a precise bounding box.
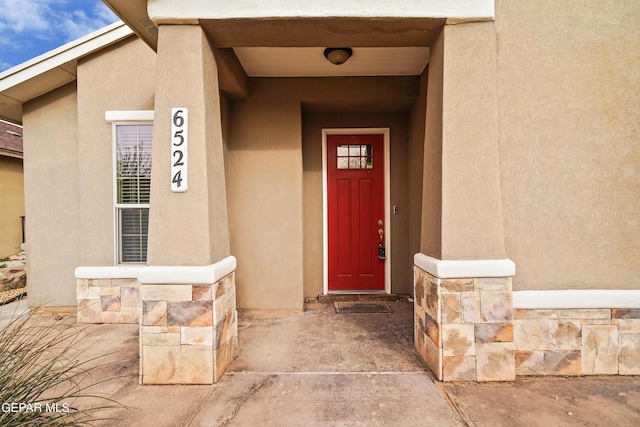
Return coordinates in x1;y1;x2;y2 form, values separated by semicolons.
319;293;401;303
328;290;388;295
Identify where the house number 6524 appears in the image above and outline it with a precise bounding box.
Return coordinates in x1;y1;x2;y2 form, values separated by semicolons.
170;108;188;192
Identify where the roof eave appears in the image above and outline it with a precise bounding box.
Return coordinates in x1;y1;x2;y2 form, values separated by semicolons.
0;21;135;124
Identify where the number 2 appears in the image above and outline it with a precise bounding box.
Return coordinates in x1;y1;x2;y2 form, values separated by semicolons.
173;150;184;167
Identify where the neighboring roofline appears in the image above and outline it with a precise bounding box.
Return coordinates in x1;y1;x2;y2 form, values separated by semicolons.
0;118;23;158
0;149;23;160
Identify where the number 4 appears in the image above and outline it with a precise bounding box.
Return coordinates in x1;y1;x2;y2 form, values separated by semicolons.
172;170;183;188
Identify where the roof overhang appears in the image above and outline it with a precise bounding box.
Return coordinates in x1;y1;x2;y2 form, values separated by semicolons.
146;0;494;21
0;21;133;124
102;0;495;80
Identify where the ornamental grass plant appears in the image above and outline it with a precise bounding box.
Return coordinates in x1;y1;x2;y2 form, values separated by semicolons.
0;303;124;426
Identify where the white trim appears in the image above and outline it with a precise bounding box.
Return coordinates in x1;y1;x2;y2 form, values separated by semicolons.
513;290;640;310
322;128;391;294
138;256;237;284
75;266;143;279
0;21;132;91
105;110;154;122
148;0;494;20
414;253;516;279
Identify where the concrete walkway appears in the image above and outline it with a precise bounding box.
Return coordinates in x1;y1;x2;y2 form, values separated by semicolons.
1;298;639;426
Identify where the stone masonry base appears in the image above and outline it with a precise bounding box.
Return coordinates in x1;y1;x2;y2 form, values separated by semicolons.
515;308;640;376
414;266;640;381
140;272;238;384
77;268;238;384
77;278;140;324
414;266;515;382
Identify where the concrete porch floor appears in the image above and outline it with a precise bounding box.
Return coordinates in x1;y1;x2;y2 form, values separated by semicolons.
1;298;639;426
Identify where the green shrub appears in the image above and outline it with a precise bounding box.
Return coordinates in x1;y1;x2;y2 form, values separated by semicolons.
0;307;123;426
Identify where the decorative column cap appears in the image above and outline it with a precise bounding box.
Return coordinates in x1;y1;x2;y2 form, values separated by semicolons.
414;253;515;278
138;256;237;285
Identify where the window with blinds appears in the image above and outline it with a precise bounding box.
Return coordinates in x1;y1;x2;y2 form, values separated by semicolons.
115;124;152;263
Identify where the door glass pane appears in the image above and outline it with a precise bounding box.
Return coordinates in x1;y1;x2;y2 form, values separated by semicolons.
336;143;373;169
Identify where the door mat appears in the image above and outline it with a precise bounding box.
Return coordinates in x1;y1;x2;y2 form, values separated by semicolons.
334;301;392;314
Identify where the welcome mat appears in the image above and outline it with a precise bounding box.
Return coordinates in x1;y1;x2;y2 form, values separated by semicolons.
334;301;392;314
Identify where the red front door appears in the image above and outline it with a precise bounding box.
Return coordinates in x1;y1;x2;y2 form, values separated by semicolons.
327;134;385;291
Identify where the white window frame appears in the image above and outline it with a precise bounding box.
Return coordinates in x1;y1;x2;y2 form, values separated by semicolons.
107;110;154;265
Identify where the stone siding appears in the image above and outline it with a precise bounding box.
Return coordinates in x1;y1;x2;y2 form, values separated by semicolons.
414;267;515;382
140;272;238;384
77;278;140;324
415;265;640;381
515;308;640;376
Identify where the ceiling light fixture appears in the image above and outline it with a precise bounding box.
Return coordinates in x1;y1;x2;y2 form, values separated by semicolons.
323;48;353;65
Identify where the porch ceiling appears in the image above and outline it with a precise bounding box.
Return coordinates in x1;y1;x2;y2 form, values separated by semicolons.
204;18;442;77
233;47;430;77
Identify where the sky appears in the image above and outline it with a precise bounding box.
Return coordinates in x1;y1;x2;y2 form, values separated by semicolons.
0;0;119;72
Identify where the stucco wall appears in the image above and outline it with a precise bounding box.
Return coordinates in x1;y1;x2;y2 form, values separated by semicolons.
440;22;505;260
420;29;443;259
228;79;304;309
495;1;640;290
0;156;24;257
229;76;418;307
77;36;156;266
23;83;79;308
148;25;230;266
407;66;427;272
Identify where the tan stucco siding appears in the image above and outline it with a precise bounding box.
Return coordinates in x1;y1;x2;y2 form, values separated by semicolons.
23;83;79;308
496;1;640;290
420;29;444;259
440;22;505;260
148;25;230;266
228;79;304;309
229;76;418;306
76;37;156;266
407;66;427;271
0;156;24;257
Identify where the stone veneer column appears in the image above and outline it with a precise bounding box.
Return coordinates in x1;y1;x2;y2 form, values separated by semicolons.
414;254;516;381
138;258;238;384
138;23;236;384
